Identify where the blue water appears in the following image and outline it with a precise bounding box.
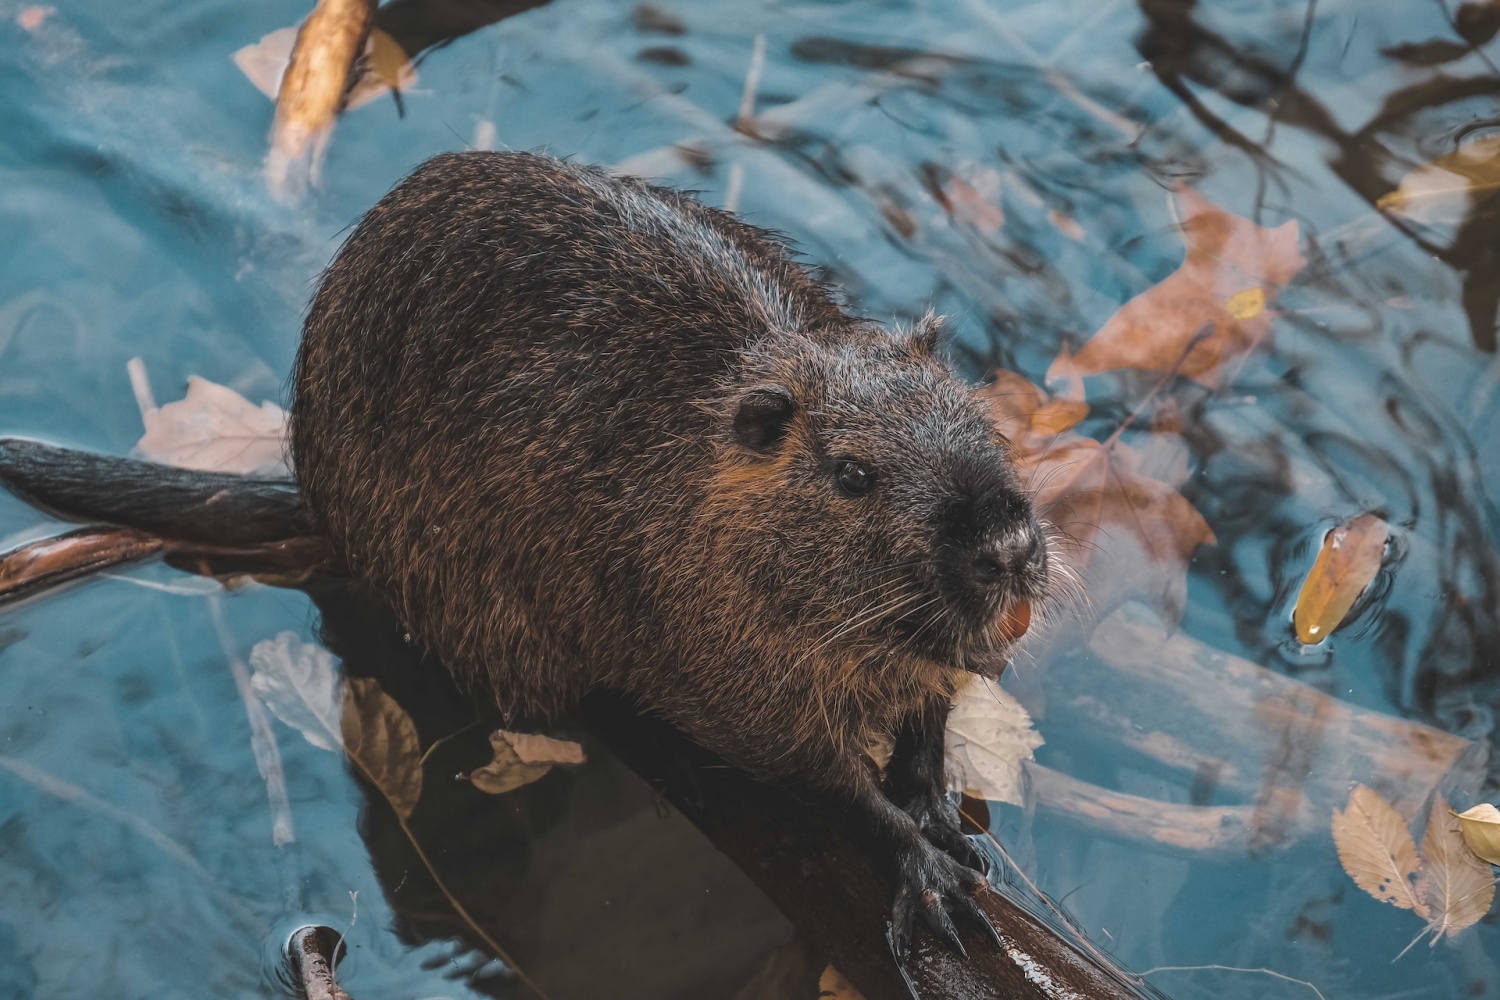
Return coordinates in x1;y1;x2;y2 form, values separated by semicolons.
1;1;1497;997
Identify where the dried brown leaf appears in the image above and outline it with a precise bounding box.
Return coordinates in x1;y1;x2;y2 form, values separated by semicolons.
341;676;422;819
1332;785;1428;916
984;372;1214;622
462;730;587;795
1046;186;1305;389
1416;793;1496;940
1293;514;1388;644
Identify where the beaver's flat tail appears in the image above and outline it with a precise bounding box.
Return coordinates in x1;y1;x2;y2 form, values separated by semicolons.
0;438;306;546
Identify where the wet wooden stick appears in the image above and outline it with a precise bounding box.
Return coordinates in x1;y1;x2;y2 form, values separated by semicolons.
287;925;353;1000
582;696;1164;1000
0;527;333;606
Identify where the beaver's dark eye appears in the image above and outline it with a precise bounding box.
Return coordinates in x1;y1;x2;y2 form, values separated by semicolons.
835;459;876;497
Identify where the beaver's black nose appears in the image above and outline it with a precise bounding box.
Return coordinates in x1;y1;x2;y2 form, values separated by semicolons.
971;527;1042;583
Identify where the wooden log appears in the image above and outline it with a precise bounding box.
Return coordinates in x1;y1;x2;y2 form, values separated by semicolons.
581;696;1164;1000
1033;603;1484;850
0;528;334;607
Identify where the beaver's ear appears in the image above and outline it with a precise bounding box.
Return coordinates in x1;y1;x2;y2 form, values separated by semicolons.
910;312;945;355
732;386;796;452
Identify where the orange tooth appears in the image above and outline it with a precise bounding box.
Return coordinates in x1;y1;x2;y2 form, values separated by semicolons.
996;600;1032;643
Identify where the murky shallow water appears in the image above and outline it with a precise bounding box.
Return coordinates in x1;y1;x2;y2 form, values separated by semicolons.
1;0;1497;997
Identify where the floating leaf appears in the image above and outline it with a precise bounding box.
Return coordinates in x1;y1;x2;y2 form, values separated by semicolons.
461;730;587;795
1378;135;1500;227
1046;186;1305;389
1332;785;1428;915
942;166;1004;235
342;676;422;819
1416;793;1496;941
249;632;342;752
1457;803;1500;866
1293;514;1388;644
817;965;867;999
234;26;415;112
945;676;1043;806
134;373;289;477
984;371;1215;622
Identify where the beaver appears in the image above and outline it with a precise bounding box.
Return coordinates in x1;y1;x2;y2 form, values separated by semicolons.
0;151;1051;961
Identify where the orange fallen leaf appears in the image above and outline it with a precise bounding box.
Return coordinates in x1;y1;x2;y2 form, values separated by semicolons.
1332;784;1428;916
1292;514;1388;644
1047;186;1305;389
985;371;1215;622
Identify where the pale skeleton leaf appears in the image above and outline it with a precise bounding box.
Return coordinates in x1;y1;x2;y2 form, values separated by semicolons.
945;676;1043;806
131;362;290;477
250;632;423;819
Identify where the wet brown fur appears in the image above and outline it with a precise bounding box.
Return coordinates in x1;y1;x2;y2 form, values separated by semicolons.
292;151;1049;789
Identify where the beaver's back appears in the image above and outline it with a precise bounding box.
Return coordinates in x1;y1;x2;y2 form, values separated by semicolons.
292;152;851;712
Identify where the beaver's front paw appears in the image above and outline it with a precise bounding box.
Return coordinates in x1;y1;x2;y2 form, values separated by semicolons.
902;791;986;874
888;838;1000;963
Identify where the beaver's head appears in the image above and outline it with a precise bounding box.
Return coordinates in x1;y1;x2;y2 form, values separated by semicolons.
712;316;1053;679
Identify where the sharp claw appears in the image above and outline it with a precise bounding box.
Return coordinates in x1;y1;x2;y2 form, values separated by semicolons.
924;903;966;958
958;893;1002;947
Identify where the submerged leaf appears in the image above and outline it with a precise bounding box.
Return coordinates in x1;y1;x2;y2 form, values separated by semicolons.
1416;793;1496;941
984;371;1215;622
1332;785;1428;915
341;676;422;819
235;25;414;111
945;676;1043;806
462;730;588;795
135;373;289;477
1293;514;1388;644
1457;803;1500;866
1379;135;1500;226
249;632;342;752
1046;186;1304;389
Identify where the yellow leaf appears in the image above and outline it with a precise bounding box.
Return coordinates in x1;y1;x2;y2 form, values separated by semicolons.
1224;287;1265;320
1379;135;1500;223
341;676;423;819
1417;793;1496;941
366;28;409;90
1457;803;1500;866
1332;785;1428;916
1293;514;1388;644
817;965;866;999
